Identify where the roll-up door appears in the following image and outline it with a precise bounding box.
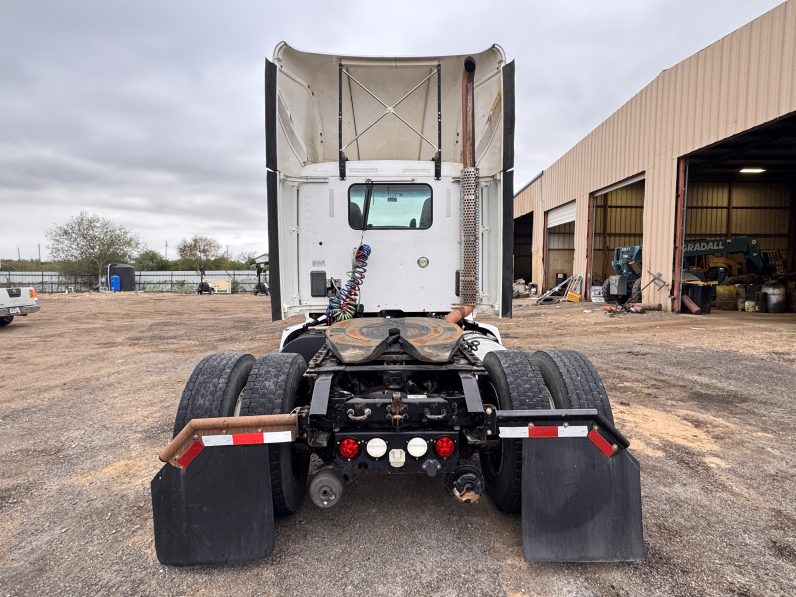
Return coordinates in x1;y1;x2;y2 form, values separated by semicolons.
547;200;576;228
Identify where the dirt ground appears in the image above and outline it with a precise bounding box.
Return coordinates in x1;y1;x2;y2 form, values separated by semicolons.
1;293;794;596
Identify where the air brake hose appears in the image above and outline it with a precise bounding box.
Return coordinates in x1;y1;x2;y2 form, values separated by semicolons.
326;244;371;322
326;180;374;323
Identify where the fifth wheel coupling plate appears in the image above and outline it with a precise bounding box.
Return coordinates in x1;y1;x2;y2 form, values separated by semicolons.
326;317;463;364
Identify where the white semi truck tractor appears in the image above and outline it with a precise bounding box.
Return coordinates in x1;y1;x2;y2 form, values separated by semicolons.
151;44;644;565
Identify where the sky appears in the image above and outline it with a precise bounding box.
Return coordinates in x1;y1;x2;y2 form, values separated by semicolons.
0;0;785;261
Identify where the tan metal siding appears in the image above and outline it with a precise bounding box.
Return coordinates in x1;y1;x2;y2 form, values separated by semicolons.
515;1;796;307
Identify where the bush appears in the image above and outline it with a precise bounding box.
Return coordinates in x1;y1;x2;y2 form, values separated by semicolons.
173;280;193;295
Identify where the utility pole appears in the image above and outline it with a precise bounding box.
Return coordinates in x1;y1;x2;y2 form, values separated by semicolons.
17;247;21;260
38;243;41;262
165;241;168;260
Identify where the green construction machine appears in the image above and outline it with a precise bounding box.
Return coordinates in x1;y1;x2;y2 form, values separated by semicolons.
601;236;768;304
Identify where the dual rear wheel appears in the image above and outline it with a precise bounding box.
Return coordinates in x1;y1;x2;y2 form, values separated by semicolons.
173;351;309;517
481;349;613;513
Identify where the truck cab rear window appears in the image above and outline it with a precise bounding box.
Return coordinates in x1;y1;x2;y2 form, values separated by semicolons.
348;183;432;230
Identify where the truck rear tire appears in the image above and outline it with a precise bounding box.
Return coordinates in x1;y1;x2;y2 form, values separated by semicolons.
172;352;255;436
0;316;13;326
529;349;613;423
481;350;552;513
239;353;309;517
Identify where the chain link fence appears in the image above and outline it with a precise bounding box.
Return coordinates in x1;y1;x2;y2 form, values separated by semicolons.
0;270;267;294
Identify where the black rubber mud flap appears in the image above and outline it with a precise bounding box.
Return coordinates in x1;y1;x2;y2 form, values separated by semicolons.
521;439;644;562
151;445;274;566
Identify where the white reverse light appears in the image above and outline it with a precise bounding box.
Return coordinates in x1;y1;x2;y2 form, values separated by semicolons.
366;438;388;458
406;437;428;458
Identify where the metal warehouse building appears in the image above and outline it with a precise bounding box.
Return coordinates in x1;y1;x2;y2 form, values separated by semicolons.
514;0;796;310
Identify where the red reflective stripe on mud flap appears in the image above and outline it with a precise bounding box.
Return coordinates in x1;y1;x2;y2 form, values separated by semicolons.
529;426;559;438
588;428;617;457
232;433;265;445
176;440;204;468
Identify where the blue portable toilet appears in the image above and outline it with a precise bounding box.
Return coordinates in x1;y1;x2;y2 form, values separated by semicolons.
108;264;136;291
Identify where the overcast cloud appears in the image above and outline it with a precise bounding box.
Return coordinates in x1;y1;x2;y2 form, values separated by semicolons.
0;0;784;260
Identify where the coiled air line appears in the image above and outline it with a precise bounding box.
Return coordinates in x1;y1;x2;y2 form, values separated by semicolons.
326;180;373;322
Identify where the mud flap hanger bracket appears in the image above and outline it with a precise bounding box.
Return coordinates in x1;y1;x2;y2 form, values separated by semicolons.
159;413;299;469
490;408;630;453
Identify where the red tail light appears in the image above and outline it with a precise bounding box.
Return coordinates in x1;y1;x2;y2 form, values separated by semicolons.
338;437;360;460
434;436;456;458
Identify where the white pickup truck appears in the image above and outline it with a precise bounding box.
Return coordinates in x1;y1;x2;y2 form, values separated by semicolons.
0;287;41;327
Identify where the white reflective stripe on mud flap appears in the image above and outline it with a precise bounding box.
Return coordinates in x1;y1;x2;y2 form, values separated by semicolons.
200;431;294;447
498;427;531;438
202;434;234;446
556;426;589;437
498;425;590;438
263;430;293;443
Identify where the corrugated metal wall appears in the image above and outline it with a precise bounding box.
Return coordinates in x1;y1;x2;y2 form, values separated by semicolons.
515;0;796;307
592;181;645;281
686;182;790;251
547;221;576;249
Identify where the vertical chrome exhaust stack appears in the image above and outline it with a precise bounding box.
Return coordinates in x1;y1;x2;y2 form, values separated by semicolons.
447;57;479;323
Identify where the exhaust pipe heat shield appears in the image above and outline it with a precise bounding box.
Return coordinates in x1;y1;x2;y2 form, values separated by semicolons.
521;437;644;561
151;445;274;566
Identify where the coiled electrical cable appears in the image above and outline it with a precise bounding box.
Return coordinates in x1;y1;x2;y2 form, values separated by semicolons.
326;244;371;322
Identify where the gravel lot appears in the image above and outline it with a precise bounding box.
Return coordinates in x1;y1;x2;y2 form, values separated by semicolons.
1;293;794;596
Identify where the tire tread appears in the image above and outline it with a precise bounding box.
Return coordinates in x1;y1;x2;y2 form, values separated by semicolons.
482;350;550;513
239;353;308;517
173;352;253;436
531;349;613;423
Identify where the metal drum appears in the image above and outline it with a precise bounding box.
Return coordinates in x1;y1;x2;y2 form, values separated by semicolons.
736;285;746;311
756;292;768;313
762;282;786;313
